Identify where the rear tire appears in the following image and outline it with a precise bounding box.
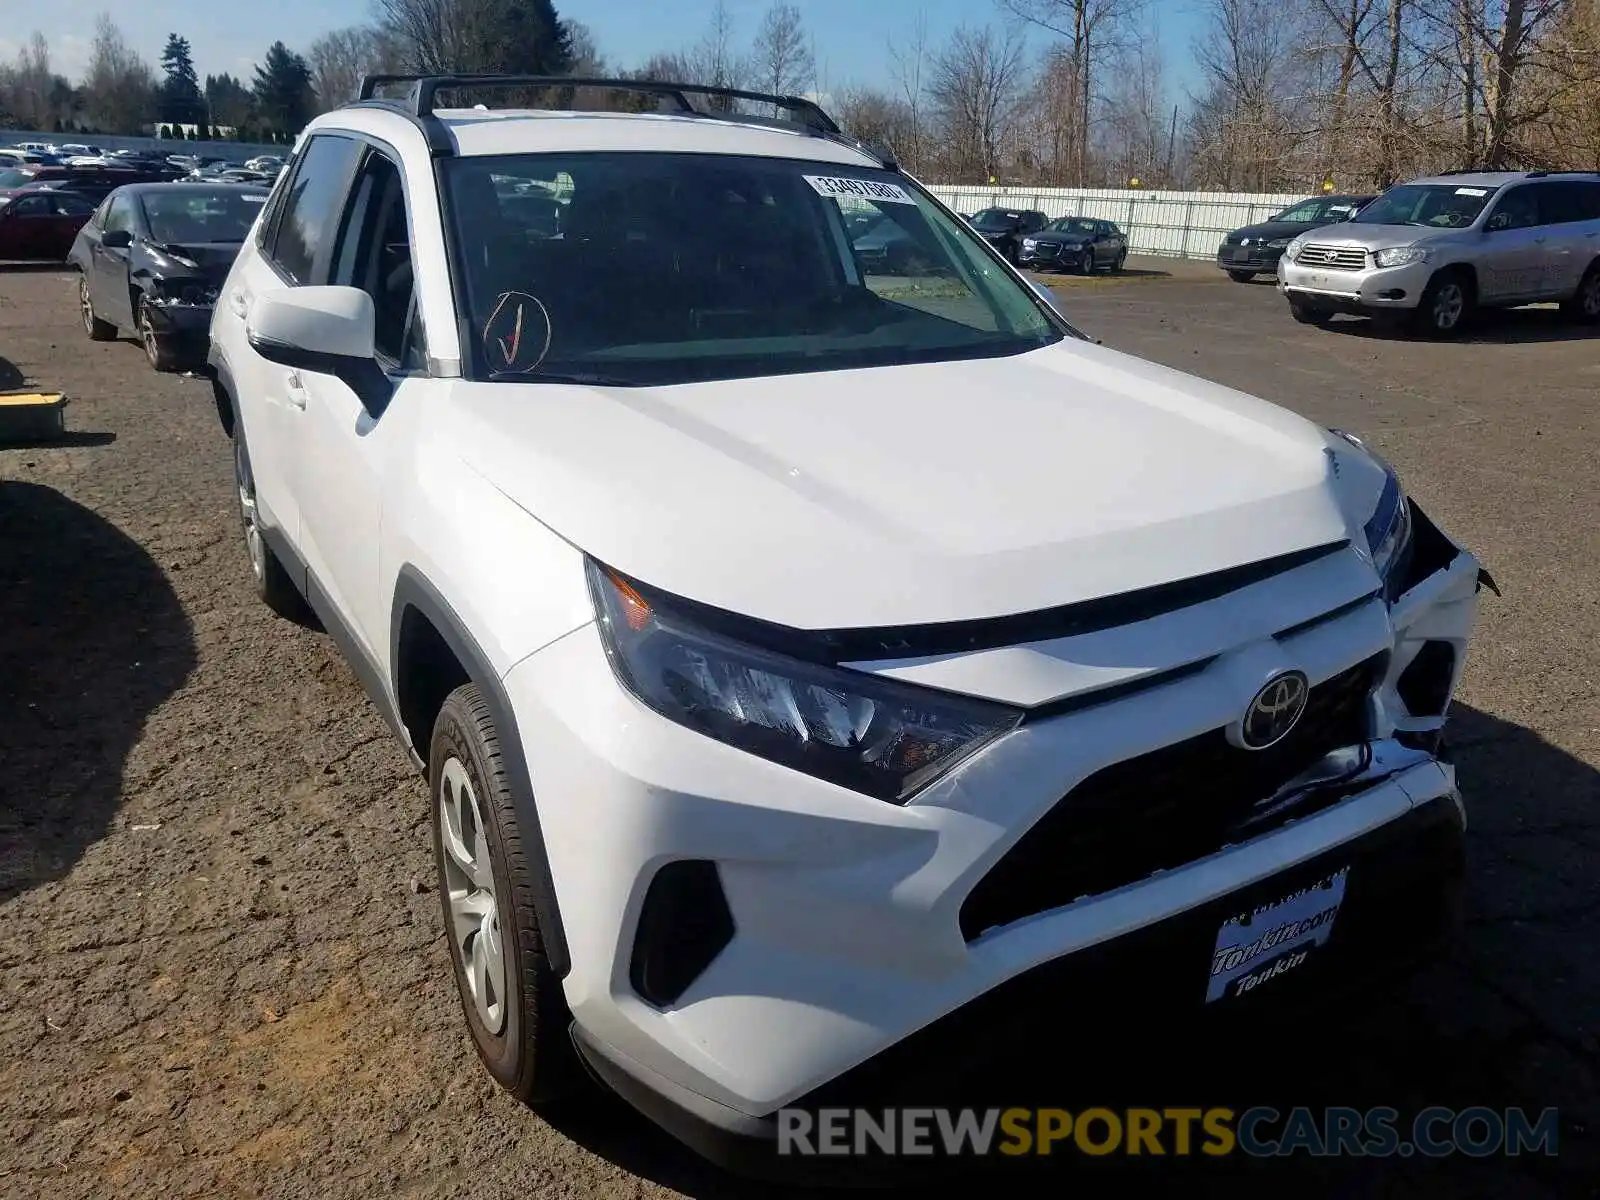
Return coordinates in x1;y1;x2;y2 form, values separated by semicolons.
430;683;576;1107
79;276;116;341
1288;296;1332;325
1411;269;1474;338
1227;269;1255;283
1560;261;1600;324
233;429;309;620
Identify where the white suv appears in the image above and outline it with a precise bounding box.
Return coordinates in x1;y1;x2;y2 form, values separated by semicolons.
1279;171;1600;335
208;75;1488;1166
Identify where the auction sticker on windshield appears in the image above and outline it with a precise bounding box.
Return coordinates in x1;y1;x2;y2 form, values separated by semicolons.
1206;868;1348;1002
804;175;915;204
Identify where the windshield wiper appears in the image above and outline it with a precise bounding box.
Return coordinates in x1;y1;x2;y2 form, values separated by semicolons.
486;369;636;385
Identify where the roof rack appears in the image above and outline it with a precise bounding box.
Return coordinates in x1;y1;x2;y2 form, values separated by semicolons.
356;74;842;135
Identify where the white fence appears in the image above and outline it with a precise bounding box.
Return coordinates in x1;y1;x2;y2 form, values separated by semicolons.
923;184;1309;260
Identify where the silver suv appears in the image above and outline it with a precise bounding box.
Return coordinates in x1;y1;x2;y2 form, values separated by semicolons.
1277;171;1600;335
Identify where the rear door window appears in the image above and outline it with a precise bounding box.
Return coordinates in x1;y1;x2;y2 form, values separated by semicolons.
266;134;363;285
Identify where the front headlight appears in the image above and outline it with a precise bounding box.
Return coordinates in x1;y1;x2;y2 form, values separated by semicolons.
588;561;1022;802
1333;430;1414;594
1266;237;1291;249
1284;236;1307;261
1373;246;1430;268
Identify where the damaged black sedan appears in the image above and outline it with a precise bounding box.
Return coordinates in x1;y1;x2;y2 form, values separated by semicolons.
68;182;270;372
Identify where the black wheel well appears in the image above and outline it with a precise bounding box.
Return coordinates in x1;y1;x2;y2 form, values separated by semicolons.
395;605;470;768
211;376;236;438
1431;262;1477;298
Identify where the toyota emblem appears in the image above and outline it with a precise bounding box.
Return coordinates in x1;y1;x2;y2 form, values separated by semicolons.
1237;671;1310;750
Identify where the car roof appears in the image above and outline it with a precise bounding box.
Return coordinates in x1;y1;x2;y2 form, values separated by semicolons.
304;104;884;169
111;181;272;196
1405;171;1598;187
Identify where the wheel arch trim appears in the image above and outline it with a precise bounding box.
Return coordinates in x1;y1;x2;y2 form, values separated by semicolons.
391;563;572;979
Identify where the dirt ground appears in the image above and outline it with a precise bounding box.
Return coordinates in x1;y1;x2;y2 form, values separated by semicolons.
1;257;1597;1199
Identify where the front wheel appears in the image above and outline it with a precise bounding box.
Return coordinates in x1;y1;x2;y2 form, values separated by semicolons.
1288;296;1332;325
1412;270;1474;338
1560;262;1600;324
430;683;576;1106
1110;250;1127;273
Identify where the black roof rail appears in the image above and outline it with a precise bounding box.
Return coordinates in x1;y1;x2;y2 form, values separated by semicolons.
348;73;899;167
355;73;841;135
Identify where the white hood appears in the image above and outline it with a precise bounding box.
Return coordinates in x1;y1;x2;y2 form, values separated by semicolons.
453;340;1357;630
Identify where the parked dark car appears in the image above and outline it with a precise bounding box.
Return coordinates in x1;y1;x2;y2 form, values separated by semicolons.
968;206;1049;262
1018;216;1129;273
68;182;270;371
1217;193;1375;281
0;163;182;201
0;188;99;260
849;210;934;273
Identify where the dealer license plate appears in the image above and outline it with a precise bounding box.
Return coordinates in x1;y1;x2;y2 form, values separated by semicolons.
1230;248;1251;263
1305;272;1332;288
1205;868;1348;1003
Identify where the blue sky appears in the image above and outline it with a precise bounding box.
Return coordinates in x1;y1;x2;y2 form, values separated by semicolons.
1;0;1203;98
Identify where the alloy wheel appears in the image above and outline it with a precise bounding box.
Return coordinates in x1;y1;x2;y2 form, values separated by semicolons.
79;278;95;334
437;756;507;1036
234;439;265;581
1583;274;1600;318
1432;282;1465;330
138;301;160;367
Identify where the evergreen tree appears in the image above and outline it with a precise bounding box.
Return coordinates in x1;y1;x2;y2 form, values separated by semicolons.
159;34;205;125
251;42;315;137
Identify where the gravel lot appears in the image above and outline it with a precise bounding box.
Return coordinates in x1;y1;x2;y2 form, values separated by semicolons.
1;257;1596;1198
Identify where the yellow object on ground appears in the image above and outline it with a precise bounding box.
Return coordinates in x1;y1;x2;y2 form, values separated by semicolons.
0;391;67;442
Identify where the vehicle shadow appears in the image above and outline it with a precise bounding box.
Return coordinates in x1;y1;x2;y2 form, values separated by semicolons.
0;261;70;274
1036;267;1173;283
0;356;23;389
0;480;196;898
1324;306;1598;344
541;702;1597;1197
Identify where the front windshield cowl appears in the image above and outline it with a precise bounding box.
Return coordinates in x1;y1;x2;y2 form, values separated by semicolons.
441;153;1068;387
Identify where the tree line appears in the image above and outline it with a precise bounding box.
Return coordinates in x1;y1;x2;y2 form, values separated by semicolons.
3;0;1596;185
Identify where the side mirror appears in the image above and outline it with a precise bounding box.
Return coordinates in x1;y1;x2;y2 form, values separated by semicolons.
101;228;133;248
246;286;392;417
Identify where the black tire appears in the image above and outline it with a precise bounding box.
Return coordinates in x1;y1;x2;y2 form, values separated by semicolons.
1111;251;1127;273
1411;269;1474;338
79;275;116;341
232;428;309;620
1560;261;1600;324
430;683;576;1107
137;295;185;372
1288;296;1333;325
1227;269;1256;283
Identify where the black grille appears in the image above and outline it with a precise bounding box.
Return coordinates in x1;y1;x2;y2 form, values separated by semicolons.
959;655;1385;941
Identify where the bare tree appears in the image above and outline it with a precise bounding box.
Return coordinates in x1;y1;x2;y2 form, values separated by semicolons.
751;4;814;97
308;26;392;113
687;0;750;90
1100;34;1171;184
928;24;1029;181
83;15;157;134
1001;0;1144;184
1188;0;1307;188
833;87;918;156
566;20;605;74
1;33;56;129
887;11;932;172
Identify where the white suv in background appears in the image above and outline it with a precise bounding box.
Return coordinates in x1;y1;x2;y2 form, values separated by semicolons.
1279;171;1600;335
207;75;1489;1169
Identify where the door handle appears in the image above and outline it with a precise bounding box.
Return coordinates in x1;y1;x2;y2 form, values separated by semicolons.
228;289;250;319
286;370;308;411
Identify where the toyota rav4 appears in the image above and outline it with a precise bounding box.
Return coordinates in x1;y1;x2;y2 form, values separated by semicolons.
206;75;1489;1167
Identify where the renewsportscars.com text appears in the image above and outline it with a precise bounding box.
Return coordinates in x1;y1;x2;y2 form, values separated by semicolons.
776;1106;1559;1158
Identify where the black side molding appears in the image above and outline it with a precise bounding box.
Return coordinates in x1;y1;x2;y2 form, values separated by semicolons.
1477;567;1501;596
391;565;572;978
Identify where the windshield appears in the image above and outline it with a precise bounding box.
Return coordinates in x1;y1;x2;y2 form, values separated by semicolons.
139;188;269;243
1351;184;1495;228
970;208;1022;231
442;152;1064;386
0;169;37;189
1273;199;1327;223
1045;217;1096;236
